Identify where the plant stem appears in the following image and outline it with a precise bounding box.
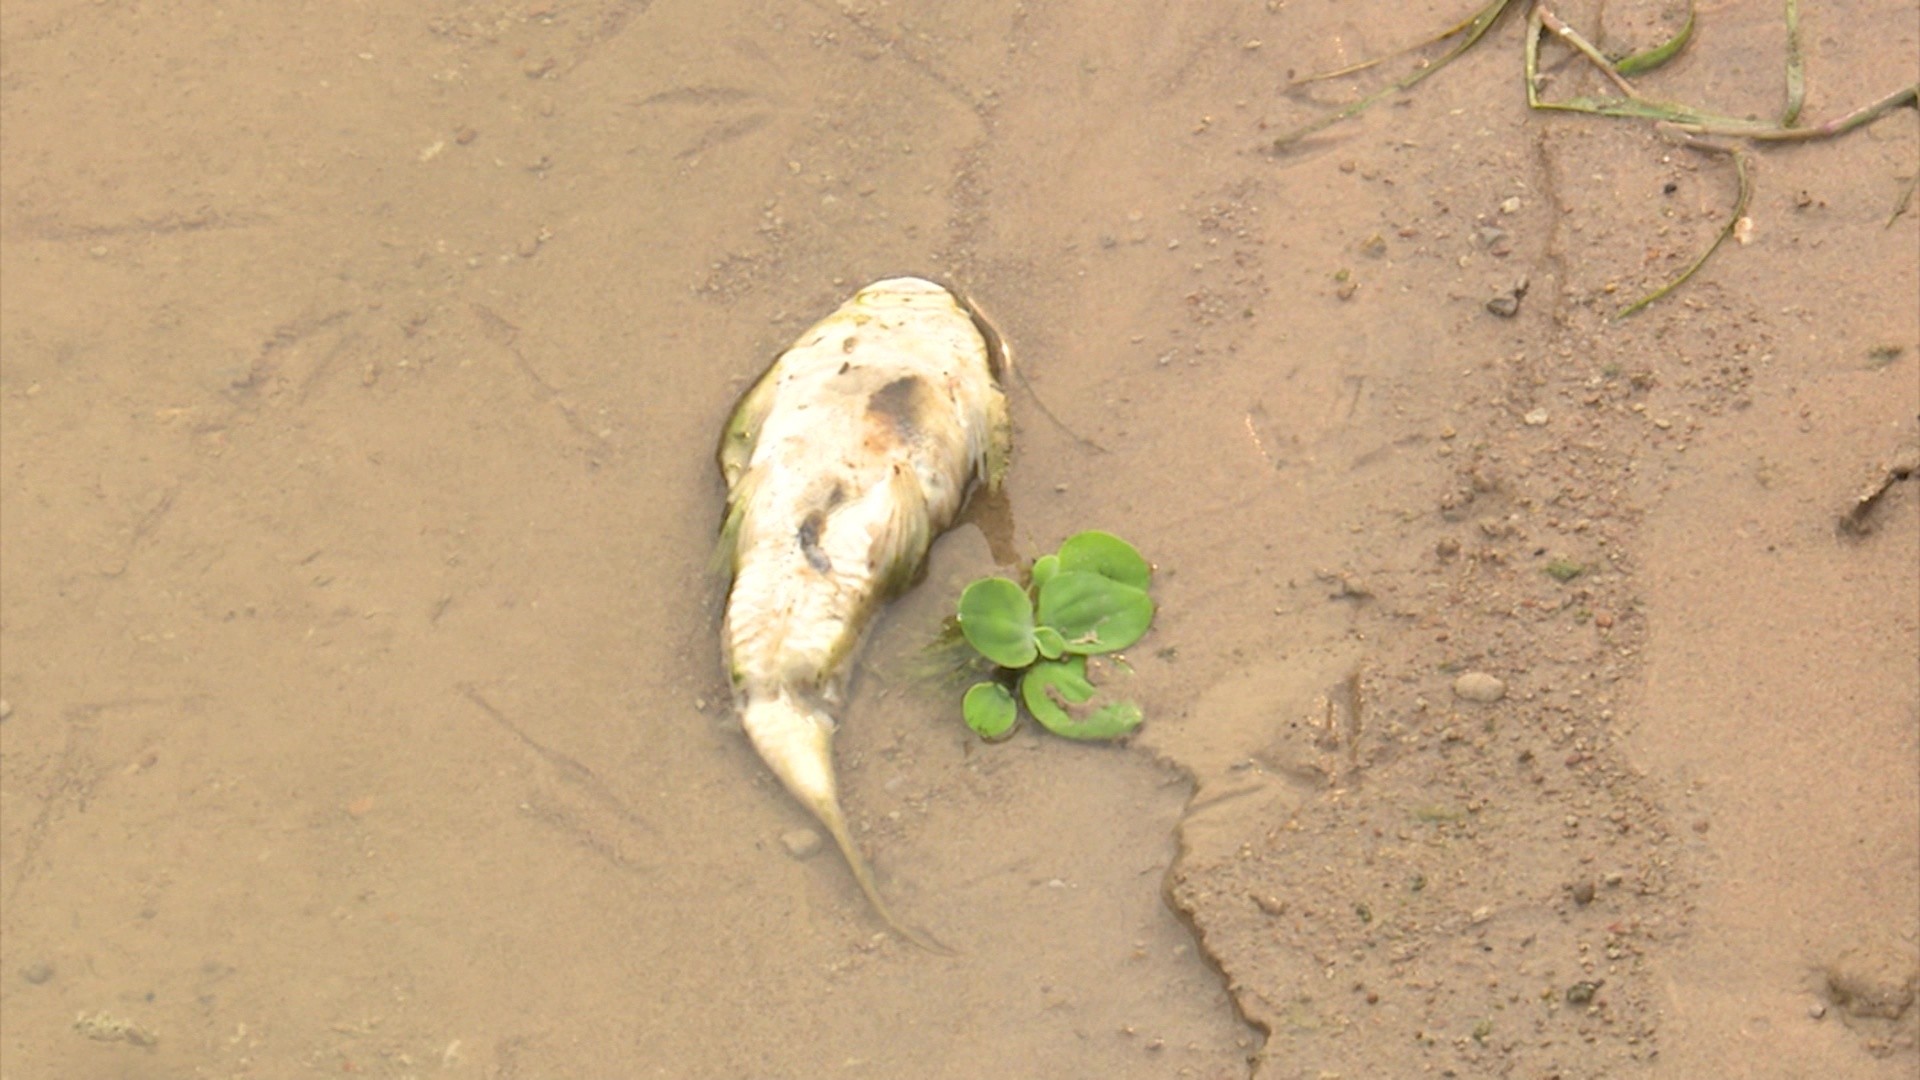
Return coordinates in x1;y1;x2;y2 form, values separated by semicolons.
1661;82;1919;142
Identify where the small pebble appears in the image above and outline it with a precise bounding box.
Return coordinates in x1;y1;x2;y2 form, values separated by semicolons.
1570;880;1596;905
780;828;823;860
1523;408;1550;426
1452;671;1507;703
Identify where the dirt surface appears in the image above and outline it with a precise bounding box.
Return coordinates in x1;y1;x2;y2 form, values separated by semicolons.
2;1;1916;1077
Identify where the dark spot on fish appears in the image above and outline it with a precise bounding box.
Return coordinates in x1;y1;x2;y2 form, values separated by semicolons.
838;361;851;375
842;336;858;353
798;512;831;573
867;376;934;440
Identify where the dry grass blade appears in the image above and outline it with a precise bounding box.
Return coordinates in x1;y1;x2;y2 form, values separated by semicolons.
1290;6;1490;85
1526;4;1741;126
1617;148;1753;318
1270;0;1515;151
1522;2;1914;313
1529;3;1917;141
1536;6;1642;98
1276;0;1911;309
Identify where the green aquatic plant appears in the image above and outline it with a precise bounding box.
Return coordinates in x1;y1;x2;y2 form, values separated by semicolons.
954;531;1155;742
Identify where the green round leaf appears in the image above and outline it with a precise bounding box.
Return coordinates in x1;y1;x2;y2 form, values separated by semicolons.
1033;625;1066;660
1064;700;1144;740
1020;657;1144;741
957;576;1038;668
1031;553;1060;590
1057;531;1151;589
1021;656;1092;717
1037;571;1155;654
963;681;1019;741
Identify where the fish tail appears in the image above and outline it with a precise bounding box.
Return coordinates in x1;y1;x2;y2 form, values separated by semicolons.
812;789;955;955
741;691;954;954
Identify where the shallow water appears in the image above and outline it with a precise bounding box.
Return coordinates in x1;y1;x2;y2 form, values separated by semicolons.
2;1;1915;1076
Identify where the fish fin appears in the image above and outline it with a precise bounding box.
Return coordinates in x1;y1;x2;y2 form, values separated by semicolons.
711;468;760;581
715;359;782;583
872;464;933;598
950;286;1013;492
717;361;783;490
811;468;931;680
983;387;1012;494
953;282;1013;382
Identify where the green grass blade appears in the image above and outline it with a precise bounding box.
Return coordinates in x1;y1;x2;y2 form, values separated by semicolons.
1272;0;1516;150
1615;2;1695;76
1781;0;1805;125
1525;4;1545;108
1618;150;1753;318
1535;94;1751;128
1292;4;1490;84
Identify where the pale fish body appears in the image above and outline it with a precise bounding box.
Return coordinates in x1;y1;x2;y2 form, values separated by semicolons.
716;276;1009;949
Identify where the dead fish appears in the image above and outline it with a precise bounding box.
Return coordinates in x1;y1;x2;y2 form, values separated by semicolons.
716;276;1010;950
